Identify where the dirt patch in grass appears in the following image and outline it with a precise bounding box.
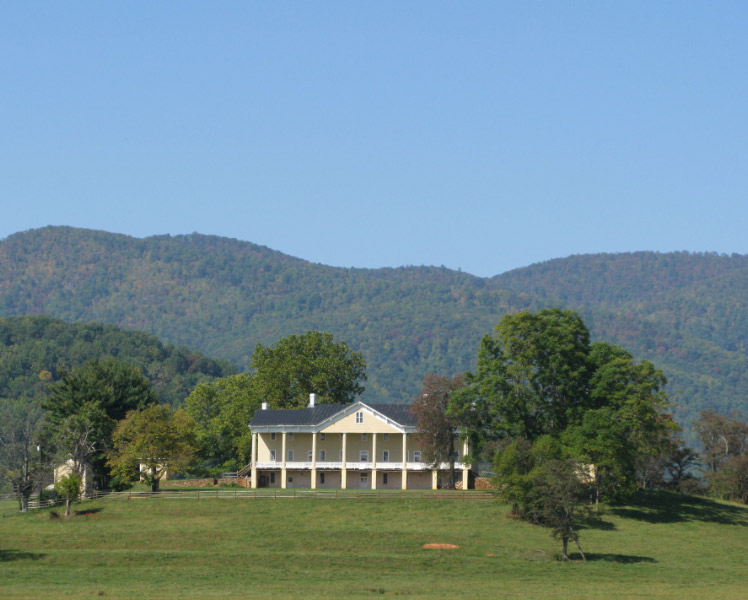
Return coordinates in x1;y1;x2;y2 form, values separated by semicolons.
422;543;459;549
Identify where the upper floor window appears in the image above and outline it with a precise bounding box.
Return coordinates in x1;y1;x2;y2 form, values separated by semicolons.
270;450;276;462
383;433;389;440
308;450;313;461
271;433;276;441
362;433;367;441
287;450;294;462
355;411;364;424
413;451;422;463
320;449;326;462
320;433;326;441
288;433;294;440
360;450;369;462
382;450;389;462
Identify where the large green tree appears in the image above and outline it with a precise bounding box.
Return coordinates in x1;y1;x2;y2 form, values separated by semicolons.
108;405;199;492
454;309;674;513
44;359;159;485
250;331;366;409
184;373;259;472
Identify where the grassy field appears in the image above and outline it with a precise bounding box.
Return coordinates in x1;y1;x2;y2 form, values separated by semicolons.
1;490;746;599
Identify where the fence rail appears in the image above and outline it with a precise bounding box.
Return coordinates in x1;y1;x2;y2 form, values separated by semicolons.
89;489;497;501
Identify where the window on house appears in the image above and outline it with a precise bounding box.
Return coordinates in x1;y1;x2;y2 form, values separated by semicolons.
339;449;343;461
270;472;275;484
382;450;389;462
287;450;294;462
320;449;326;461
270;450;276;462
360;450;369;462
271;433;276;440
383;473;388;485
414;451;422;463
320;472;325;484
320;433;326;441
383;433;389;440
308;450;313;461
288;433;294;440
355;411;364;424
362;433;367;441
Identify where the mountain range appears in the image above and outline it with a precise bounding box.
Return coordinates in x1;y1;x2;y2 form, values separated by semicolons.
2;226;747;432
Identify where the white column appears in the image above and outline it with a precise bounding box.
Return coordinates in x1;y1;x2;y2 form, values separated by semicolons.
250;432;258;489
371;433;377;490
401;433;408;490
341;433;347;489
311;432;318;489
432;469;438;490
462;438;469;490
281;432;287;489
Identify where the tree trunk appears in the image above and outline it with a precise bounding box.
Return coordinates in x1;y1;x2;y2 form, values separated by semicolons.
65;498;71;518
562;536;568;560
150;465;159;492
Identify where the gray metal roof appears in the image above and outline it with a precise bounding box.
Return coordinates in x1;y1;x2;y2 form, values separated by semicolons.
249;402;416;428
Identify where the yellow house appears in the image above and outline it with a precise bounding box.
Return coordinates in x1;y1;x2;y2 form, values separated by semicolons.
248;394;472;490
53;459;93;497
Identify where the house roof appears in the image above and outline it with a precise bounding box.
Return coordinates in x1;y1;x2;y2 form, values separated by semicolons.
249;401;417;428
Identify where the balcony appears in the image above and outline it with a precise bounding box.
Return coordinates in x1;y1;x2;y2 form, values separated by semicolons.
254;460;467;471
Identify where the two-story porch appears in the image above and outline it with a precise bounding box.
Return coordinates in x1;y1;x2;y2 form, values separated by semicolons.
248;396;472;490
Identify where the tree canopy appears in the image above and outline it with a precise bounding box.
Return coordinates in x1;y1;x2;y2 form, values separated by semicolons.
108;405;199;492
250;331;366;409
184;373;259;472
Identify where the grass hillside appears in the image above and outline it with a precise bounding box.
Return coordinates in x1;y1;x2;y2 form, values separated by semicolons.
3;227;748;425
1;491;746;599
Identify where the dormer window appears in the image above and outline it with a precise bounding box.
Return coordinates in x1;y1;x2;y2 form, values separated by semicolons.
355;411;364;424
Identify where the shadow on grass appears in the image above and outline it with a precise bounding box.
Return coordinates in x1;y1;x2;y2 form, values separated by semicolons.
610;490;748;526
0;549;45;562
74;507;104;516
569;552;657;563
580;515;616;531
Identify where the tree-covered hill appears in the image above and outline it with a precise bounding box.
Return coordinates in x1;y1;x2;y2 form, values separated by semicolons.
0;227;523;403
0;314;237;406
1;226;747;429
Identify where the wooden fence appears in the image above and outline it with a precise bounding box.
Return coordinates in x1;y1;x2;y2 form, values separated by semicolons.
90;488;497;501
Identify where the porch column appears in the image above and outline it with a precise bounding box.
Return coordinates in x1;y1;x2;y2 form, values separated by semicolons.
371;433;377;490
432;469;438;490
250;432;258;489
281;432;287;489
341;433;347;489
401;433;408;490
311;432;317;489
462;438;469;490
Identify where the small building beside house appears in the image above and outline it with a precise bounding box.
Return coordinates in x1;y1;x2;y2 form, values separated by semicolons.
53;459;93;497
247;394;473;490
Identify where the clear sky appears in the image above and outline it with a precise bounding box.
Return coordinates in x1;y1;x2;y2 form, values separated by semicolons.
2;2;747;277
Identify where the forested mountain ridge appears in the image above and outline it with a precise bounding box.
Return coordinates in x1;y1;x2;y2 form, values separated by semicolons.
1;226;747;428
0;227;522;403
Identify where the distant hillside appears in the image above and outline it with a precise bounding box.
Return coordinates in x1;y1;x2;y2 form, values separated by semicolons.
0;315;237;406
1;226;747;430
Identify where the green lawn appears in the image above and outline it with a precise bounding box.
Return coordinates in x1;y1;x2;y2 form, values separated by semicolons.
1;491;746;599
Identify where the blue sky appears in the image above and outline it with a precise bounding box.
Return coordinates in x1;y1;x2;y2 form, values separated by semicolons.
2;2;747;277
